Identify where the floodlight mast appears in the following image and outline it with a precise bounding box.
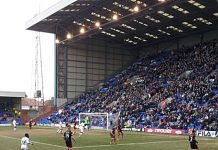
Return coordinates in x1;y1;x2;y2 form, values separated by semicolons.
33;32;44;107
33;1;44;107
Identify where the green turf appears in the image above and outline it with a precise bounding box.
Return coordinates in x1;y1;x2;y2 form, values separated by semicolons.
0;126;217;150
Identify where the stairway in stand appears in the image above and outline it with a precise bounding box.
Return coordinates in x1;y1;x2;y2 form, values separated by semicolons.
31;106;55;124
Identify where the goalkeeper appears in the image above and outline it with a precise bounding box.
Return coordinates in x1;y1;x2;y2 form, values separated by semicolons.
84;117;90;130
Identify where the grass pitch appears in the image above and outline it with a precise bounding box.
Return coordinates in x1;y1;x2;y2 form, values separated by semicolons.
0;126;217;150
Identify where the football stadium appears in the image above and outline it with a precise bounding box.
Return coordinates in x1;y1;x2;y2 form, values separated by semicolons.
0;0;218;149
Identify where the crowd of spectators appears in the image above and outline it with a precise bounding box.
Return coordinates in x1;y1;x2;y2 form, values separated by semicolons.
0;102;14;124
40;39;218;131
0;102;22;124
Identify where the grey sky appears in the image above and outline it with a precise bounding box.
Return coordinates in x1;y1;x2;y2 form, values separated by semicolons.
0;0;60;99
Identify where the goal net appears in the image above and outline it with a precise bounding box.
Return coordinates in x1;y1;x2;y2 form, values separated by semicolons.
79;113;119;130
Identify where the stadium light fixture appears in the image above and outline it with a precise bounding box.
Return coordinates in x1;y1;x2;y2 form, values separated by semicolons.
95;22;100;27
55;39;60;44
188;0;206;9
133;6;139;12
80;27;85;34
112;14;118;20
158;0;166;2
213;12;218;17
198;5;205;9
66;33;72;39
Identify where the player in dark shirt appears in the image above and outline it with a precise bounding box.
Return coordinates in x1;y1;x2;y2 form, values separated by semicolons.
189;130;198;150
117;124;123;140
109;127;116;144
29;119;32;130
64;126;76;150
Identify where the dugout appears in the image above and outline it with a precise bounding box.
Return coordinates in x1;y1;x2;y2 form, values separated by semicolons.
25;0;218;105
0;91;25;124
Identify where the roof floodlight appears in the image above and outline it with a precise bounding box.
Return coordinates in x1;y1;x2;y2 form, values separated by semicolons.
55;39;60;44
66;33;72;39
95;22;100;27
80;27;85;34
133;6;139;12
112;14;118;20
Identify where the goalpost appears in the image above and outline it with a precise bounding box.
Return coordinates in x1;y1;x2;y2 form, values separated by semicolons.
79;113;119;131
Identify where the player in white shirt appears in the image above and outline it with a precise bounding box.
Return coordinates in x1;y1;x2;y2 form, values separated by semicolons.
57;121;63;134
21;133;33;150
79;123;84;138
12;119;16;131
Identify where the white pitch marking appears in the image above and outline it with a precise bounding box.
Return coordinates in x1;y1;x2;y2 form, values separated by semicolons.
0;135;217;149
0;135;184;149
0;135;65;149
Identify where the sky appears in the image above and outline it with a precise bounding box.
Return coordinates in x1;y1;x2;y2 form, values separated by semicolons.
0;0;61;100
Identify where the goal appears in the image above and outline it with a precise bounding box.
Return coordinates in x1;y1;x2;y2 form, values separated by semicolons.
79;113;119;130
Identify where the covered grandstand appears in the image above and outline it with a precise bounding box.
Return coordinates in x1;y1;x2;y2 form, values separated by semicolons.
0;91;25;125
26;0;218;99
26;0;218;132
